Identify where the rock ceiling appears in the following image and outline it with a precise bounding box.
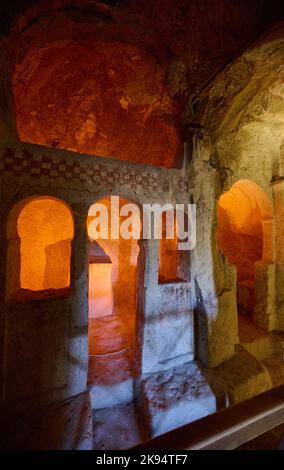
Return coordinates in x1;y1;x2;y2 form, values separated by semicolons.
1;0;283;167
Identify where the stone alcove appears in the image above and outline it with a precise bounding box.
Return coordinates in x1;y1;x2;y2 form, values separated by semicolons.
6;195;74;302
217;179;274;329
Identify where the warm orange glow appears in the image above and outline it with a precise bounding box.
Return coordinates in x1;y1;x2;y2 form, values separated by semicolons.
158;210;190;283
217;180;273;315
7;197;73;297
13;42;181;168
89;263;113;319
87;196;140;361
159;214;178;282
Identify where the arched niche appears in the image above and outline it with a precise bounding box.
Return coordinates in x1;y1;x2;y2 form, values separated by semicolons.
6;196;74;302
217;180;274;320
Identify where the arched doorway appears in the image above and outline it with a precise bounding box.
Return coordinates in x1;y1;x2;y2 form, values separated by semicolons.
217;180;273;321
86;196;141;394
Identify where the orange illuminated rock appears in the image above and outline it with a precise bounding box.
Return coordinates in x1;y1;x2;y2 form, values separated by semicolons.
217;180;273;315
13;42;181;168
159;212;179;283
158;210;191;283
9;1;271;168
89;263;113;320
6;197;74;300
87;196;140;360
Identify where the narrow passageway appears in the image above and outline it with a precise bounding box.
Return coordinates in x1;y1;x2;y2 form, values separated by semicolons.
87;196;140;389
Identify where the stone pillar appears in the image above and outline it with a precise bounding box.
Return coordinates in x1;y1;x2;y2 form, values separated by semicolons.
253;217;275;331
194;249;238;368
139;238;194;375
67;207;89;396
272;180;284;331
254;261;276;331
190;152;238;367
139;239;160;374
262;219;274;262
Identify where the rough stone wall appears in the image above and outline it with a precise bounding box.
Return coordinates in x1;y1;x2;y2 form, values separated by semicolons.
187;150;238;367
1;5;284;447
187;23;284;360
0;391;93;450
0;2;282;381
5;0;280;169
0;36;194;409
0;140;193;422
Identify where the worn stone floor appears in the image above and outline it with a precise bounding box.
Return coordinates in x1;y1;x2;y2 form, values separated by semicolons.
88;316;136;411
239;314;284;389
91;314;284;449
88;315;131;355
93;402;148;450
92;394;284;450
88;313;136;388
92;361;217;449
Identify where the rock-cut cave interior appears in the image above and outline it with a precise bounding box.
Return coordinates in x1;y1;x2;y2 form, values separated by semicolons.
1;0;284;452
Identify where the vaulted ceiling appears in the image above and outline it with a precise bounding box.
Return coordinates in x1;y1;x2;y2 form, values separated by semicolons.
2;0;283;167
